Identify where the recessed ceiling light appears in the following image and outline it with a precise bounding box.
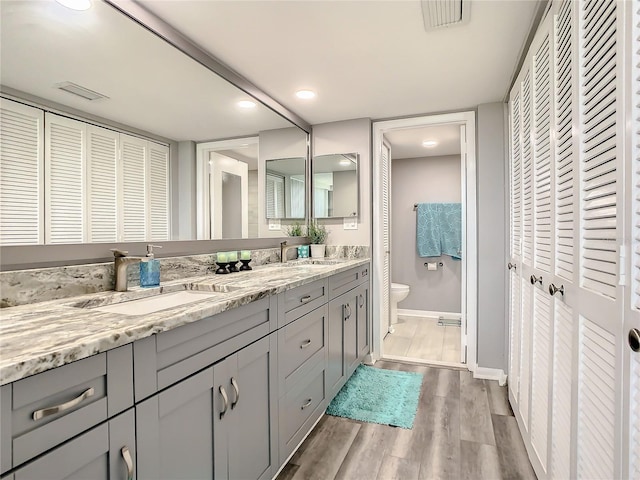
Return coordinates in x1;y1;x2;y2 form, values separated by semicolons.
296;90;316;100
422;140;438;147
55;0;92;10
339;159;352;166
237;100;257;109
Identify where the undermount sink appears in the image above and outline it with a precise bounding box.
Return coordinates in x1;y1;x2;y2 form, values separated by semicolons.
280;259;346;267
91;290;219;316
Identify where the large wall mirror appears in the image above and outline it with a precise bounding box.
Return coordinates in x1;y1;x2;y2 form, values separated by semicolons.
0;0;309;253
313;153;359;218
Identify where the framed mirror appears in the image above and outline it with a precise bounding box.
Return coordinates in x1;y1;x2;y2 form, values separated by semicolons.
312;153;359;218
0;0;309;252
265;157;306;220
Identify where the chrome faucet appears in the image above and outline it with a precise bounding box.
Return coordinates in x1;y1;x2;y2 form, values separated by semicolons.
111;249;147;292
280;241;298;263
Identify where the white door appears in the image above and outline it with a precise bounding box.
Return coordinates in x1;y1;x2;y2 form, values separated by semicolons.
209;153;248;239
381;141;391;336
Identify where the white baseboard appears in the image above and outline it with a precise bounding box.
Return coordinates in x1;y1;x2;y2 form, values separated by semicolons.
397;308;462;319
472;366;507;386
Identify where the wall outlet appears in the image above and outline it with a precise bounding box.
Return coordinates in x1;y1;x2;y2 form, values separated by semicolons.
268;219;281;231
343;217;358;230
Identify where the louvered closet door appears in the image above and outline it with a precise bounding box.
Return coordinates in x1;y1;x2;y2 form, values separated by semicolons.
508;92;522;403
549;2;578;479
381;142;391;336
623;2;640;478
86;126;118;243
148;142;169;241
574;1;624;478
119;134;147;242
45;113;85;244
0;99;43;245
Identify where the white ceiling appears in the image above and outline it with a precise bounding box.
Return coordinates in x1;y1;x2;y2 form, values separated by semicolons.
138;0;540;125
385;124;461;159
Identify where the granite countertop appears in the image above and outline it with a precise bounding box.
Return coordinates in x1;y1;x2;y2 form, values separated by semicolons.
0;258;369;386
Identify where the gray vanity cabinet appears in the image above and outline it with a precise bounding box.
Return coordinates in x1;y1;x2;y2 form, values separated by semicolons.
327;292;358;399
213;334;277;480
136;334;276;480
355;283;370;360
9;408;135;480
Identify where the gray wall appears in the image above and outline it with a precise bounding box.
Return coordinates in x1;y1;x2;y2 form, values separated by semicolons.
177;141;197;240
248;170;259;238
391;155;462;313
312;118;372;246
332;170;358;218
476;102;507;371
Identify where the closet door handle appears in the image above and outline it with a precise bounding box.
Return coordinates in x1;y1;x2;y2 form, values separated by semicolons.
32;387;94;421
629;328;640;353
549;284;564;296
230;378;239;409
508;262;516;271
121;446;134;480
219;386;228;419
530;274;542;286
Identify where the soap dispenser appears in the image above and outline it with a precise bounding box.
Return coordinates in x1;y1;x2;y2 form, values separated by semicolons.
140;244;162;287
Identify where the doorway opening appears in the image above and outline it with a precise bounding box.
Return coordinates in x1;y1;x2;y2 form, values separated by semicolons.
372;111;477;370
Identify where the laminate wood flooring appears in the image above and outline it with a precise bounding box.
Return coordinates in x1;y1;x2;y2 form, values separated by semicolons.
384;316;461;363
277;361;536;480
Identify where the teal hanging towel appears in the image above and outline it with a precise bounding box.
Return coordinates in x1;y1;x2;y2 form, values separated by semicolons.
415;202;462;260
416;203;441;257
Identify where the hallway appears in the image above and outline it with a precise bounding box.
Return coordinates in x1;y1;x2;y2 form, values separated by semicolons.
277;361;536;480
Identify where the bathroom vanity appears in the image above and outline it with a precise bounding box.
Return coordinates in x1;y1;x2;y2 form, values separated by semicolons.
0;259;370;480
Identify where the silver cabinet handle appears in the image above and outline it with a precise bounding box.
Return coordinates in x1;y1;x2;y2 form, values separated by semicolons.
219;386;228;419
344;304;352;321
530;274;542;286
300;295;312;303
359;294;364;307
508;262;516;271
300;339;312;349
549;283;564;296
121;446;134;480
230;378;239;409
32;387;95;421
301;398;312;410
629;328;640;353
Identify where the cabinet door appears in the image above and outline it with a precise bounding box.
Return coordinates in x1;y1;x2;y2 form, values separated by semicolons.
356;284;370;360
344;293;358;378
327;296;346;399
136;368;215;480
214;335;276;480
12;409;135;480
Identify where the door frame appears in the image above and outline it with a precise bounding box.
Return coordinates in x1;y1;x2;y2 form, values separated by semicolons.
371;111;478;371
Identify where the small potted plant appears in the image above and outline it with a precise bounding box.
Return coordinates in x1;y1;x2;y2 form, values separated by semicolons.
308;220;328;258
287;221;309;258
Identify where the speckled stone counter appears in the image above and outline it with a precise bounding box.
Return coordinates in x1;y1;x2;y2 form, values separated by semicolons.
0;258;369;385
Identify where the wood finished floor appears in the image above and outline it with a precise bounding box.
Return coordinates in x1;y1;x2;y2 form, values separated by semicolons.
383;316;461;363
277;361;536;480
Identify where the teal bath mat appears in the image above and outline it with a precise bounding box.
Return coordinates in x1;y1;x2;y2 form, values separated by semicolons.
326;365;423;429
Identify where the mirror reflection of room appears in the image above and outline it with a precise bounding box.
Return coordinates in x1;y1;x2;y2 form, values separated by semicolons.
265;157;306;220
312;153;358;218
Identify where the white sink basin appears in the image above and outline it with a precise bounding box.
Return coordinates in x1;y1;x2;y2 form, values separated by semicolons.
93;290;218;316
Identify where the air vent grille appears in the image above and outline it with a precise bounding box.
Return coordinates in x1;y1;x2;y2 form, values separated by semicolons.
421;0;469;30
56;82;108;101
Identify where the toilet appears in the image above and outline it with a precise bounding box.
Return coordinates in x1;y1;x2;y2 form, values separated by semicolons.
389;282;410;333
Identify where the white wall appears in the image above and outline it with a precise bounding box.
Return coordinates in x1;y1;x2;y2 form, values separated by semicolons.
476;102;507;371
312;118;371;246
391;155;462;313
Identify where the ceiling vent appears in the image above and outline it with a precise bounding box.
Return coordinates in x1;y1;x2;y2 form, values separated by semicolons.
55;81;108;101
421;0;470;31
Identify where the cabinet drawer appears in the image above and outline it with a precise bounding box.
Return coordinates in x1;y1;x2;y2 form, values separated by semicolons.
0;345;133;474
278;305;327;388
328;263;370;299
282;279;328;326
134;296;275;401
279;358;326;464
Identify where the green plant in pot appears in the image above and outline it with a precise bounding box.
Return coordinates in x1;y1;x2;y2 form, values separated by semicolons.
308;220;328;258
286;221;305;237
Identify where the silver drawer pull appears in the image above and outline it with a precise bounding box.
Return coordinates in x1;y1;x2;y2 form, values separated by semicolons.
300;295;312;303
219;386;228;419
32;387;95;421
121;446;134;480
230;377;240;409
300;339;312;349
301;398;312;410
